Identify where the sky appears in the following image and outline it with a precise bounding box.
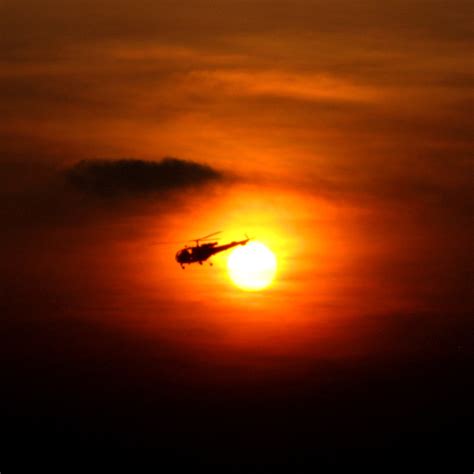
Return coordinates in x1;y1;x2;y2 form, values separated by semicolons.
1;0;473;470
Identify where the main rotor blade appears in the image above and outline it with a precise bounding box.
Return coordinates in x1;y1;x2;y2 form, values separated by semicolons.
190;231;222;242
151;240;187;245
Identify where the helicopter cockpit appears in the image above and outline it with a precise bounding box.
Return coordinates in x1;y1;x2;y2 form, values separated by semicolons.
175;248;192;264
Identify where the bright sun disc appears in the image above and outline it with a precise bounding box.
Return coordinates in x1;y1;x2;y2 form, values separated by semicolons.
227;241;277;291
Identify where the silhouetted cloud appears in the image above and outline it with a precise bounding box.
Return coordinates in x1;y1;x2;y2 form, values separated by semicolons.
66;157;222;197
0;156;226;240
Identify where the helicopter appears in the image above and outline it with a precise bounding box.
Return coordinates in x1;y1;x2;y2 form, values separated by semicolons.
175;231;250;269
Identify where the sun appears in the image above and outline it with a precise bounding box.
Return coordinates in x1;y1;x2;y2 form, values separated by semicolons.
227;241;277;291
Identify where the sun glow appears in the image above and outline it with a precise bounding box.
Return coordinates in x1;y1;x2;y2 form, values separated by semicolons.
227;241;277;291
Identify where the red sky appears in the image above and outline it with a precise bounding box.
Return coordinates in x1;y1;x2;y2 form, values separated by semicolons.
1;0;473;469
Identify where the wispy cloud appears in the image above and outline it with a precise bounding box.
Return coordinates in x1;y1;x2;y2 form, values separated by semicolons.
187;70;381;103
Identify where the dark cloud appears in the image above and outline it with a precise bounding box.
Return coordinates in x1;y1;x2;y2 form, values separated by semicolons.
0;156;225;247
65;157;222;197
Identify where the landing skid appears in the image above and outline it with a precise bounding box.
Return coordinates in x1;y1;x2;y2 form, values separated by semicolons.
180;262;212;269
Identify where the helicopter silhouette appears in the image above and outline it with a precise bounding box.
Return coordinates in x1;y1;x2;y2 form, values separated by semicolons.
175;231;250;269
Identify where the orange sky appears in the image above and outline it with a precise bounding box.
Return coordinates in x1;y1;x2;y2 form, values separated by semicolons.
1;0;473;368
2;2;474;468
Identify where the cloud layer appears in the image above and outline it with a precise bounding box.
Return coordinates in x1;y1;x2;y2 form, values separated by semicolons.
66;157;222;197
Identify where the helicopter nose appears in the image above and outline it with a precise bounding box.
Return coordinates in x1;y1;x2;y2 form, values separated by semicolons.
176;249;190;263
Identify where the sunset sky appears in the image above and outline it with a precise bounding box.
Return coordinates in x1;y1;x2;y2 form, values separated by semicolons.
2;0;473;469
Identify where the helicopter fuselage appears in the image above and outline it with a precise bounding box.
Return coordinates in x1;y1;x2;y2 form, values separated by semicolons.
175;239;249;268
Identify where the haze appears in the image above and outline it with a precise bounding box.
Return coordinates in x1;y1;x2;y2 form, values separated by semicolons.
1;0;473;470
